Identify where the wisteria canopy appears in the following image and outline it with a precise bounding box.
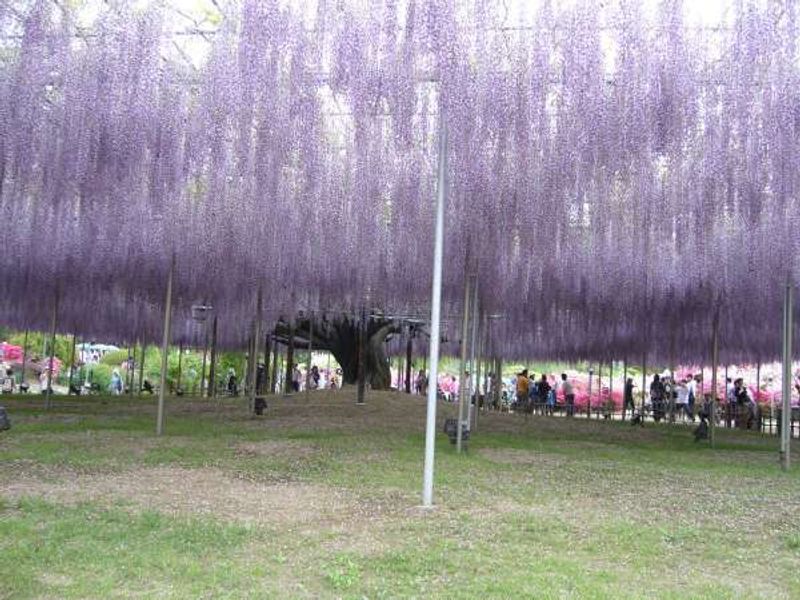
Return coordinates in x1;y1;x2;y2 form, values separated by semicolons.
0;0;798;364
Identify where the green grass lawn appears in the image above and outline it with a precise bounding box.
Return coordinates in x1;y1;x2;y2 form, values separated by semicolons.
1;390;799;599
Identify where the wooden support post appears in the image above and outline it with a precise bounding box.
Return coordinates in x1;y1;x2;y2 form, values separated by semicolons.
68;334;77;393
710;308;720;449
176;340;183;394
457;275;472;453
285;322;295;394
208;316;218;399
200;327;208;397
781;281;793;470
45;291;59;409
250;289;263;412
622;359;628;420
21;328;29;389
306;315;313;399
138;341;146;396
127;344;133;395
405;334;413;394
357;310;367;405
641;352;647;422
263;330;272;395
156;257;174;436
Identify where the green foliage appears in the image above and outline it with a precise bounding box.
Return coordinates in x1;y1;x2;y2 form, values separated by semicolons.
5;331;74;367
99;349;131;367
216;351;245;386
86;363;113;391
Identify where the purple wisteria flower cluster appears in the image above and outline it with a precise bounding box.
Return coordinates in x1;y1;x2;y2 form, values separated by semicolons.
0;1;797;362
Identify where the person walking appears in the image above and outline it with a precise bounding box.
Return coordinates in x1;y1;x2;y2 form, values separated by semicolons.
561;373;575;417
650;374;665;422
537;373;551;415
516;369;529;413
623;377;635;417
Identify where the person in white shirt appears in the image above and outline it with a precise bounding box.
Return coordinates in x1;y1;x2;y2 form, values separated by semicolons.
686;375;698;422
676;379;689;420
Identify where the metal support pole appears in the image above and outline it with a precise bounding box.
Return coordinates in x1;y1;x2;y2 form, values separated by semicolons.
711;308;720;449
756;361;761;432
208;316;218;399
45;291;58;409
609;360;614;418
263;329;272;395
250;289;262;412
138;341;146;395
127;344;133;395
467;275;479;431
200;328;208;397
176;340;183;394
306;314;313;399
357;310;367;404
285;322;295;394
422;114;447;507
405;334;413;394
271;334;279;394
456;274;472;453
641;353;647;421
21;328;28;389
68;334;77;393
156;257;174;436
474;313;484;430
781;281;793;470
724;364;729;428
622;359;627;420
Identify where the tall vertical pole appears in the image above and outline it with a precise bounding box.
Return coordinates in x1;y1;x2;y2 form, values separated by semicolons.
724;364;729;428
587;367;593;419
156;257;174;436
306;314;313;399
250;289;263;412
263;329;272;395
45;291;58;409
138;341;146;395
781;281;793;470
127;345;133;395
474;313;484;430
710;308;720;449
756;360;762;432
622;359;627;420
68;334;77;393
200;325;209;397
285;322;295;394
641;352;647;421
456;274;472;453
176;340;183;394
357;310;367;404
422;114;447;507
609;360;614;418
208;316;218;399
467;275;479;431
271;335;279;394
21;328;29;389
404;332;413;394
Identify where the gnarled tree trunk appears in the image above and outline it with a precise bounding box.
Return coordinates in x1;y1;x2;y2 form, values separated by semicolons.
273;315;398;390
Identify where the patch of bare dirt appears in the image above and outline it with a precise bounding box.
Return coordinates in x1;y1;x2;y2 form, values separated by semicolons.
480;447;567;467
1;466;390;527
232;440;319;460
